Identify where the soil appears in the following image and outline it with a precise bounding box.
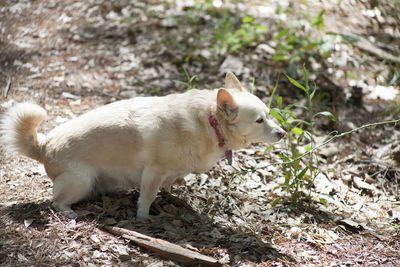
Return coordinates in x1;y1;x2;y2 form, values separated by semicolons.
0;0;399;266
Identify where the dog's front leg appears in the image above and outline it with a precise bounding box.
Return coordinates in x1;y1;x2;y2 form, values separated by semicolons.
137;166;166;217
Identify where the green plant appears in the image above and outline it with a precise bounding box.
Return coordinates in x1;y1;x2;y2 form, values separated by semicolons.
154;3;211;66
273;9;329;77
269;66;336;206
215;15;267;53
147;87;161;96
174;68;198;90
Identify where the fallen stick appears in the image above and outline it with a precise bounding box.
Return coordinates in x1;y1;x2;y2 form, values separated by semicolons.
354;36;400;64
104;226;222;266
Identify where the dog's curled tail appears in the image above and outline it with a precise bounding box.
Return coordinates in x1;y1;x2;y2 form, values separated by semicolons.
0;103;47;161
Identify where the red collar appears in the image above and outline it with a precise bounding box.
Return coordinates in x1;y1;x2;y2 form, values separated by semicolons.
209;114;225;147
209;114;232;164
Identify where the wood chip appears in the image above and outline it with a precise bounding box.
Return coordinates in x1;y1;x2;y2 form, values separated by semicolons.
353;177;374;191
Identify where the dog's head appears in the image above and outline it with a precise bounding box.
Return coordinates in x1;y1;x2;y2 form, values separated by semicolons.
217;72;286;148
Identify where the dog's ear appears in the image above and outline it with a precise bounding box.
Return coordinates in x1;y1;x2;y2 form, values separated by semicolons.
217;88;238;119
225;72;244;91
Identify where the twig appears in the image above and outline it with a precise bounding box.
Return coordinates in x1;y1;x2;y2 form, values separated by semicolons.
354;159;400;172
0;71;11;97
103;226;222;266
354;36;400;64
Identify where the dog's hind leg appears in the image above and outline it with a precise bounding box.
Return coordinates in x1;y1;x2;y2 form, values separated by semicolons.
52;170;95;219
137;166;166;217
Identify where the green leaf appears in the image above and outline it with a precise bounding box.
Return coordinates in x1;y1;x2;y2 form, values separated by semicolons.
319;198;327;206
292;159;300;171
276;95;283;109
310;87;317;101
284;171;292;186
340;33;359;43
304;146;312;151
270;197;281;205
327;32;359;43
257;25;268;32
285;74;308;93
287;117;295;124
312;10;325;30
302;64;309;88
273;54;288;62
268;73;280;109
243;16;253;24
250;77;255;95
296;167;309;181
270;108;284;123
291;127;303;135
314;111;337;122
274;28;290;40
264;143;275;153
279;154;290;162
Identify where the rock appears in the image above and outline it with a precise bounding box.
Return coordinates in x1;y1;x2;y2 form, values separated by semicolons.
220;55;243;75
338;218;364;231
119;90;138;99
256;43;275;55
61;92;79;99
353;176;374;191
90;235;101;243
319;144;339;158
161;18;176;27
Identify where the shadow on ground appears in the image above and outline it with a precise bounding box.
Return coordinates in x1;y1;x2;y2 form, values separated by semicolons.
1;192;294;265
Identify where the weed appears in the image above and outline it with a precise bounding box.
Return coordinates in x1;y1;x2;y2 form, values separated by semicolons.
147;87;161;96
269;66;336;206
250;77;255;94
273;9;329;76
174;68;198;90
215;15;267;53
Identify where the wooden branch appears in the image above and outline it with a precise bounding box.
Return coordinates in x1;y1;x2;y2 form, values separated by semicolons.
354;36;400;64
104;226;222;266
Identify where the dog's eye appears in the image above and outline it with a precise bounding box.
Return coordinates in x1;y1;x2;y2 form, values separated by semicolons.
256;118;264;124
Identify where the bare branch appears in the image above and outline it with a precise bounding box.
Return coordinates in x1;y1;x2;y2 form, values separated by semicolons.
104;226;222;266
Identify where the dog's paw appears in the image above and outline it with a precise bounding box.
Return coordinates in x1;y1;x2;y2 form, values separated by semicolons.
52;202;79;219
61;210;79;220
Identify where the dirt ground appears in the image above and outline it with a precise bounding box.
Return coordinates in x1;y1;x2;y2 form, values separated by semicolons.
0;0;399;266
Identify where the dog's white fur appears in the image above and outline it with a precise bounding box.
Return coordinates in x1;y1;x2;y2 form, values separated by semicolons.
0;72;285;218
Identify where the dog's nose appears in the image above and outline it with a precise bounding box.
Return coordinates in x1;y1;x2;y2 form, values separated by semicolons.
278;130;286;139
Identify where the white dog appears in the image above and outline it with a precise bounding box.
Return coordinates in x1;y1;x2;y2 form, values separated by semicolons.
0;72;285;219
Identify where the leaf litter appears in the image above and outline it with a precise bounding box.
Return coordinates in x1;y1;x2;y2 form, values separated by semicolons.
0;0;400;266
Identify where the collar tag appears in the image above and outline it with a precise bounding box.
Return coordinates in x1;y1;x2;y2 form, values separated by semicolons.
225;150;232;165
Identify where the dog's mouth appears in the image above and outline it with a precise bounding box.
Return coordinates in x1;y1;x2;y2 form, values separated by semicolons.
268;129;287;143
277;130;286;140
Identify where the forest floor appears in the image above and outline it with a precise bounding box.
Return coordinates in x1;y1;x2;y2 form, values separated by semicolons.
0;0;399;266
